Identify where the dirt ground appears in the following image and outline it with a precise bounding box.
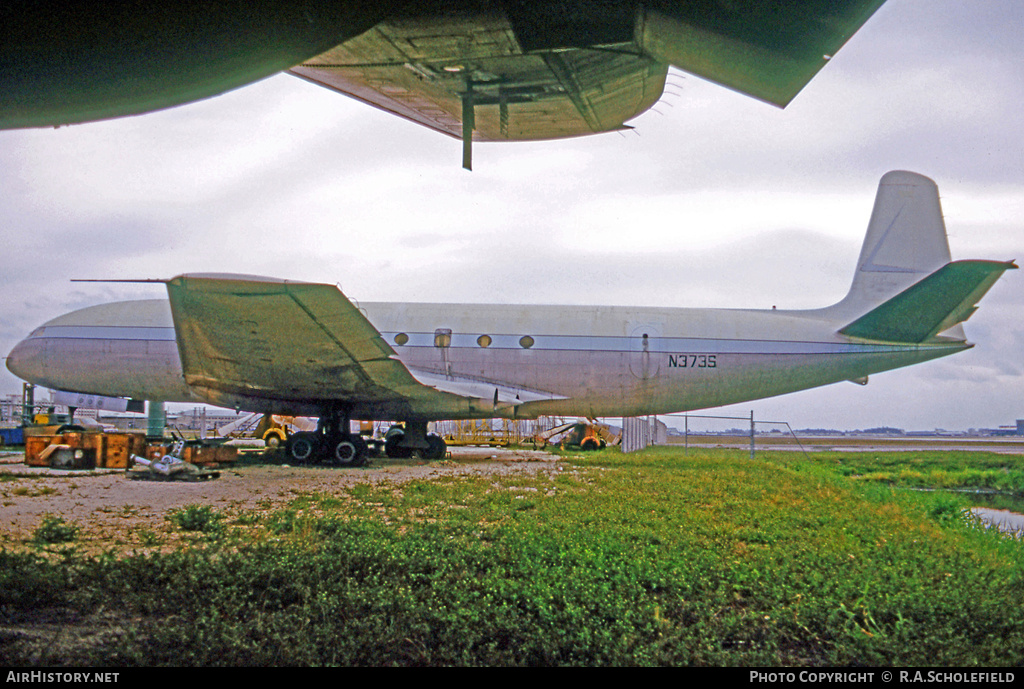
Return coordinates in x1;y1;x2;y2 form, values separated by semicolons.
0;445;562;550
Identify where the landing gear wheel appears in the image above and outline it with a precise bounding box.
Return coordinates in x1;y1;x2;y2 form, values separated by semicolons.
384;431;411;459
580;437;601;451
287;432;319;464
333;439;357;465
424;434;447;460
330;435;369;466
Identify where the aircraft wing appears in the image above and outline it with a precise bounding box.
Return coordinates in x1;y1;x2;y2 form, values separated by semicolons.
3;2;887;142
635;0;888;107
408;369;566;408
289;25;668;143
164;274;558;415
291;1;887;146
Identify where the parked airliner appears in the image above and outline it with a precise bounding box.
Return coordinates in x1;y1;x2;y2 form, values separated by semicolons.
7;171;1014;464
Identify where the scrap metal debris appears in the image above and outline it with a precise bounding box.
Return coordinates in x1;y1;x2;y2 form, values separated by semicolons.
130;441;220;482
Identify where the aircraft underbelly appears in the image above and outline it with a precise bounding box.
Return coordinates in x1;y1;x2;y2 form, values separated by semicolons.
394;341;965;419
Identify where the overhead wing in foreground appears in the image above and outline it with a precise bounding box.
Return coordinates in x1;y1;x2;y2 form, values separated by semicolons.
636;0;889;107
291;0;888;167
289;12;668;144
2;1;888;156
164;274;562;419
0;2;396;130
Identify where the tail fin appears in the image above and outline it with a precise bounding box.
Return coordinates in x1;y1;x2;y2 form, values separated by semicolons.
835;170;953;315
826;170;1016;341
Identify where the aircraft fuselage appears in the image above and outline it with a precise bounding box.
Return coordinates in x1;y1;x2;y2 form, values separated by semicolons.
7;297;968;421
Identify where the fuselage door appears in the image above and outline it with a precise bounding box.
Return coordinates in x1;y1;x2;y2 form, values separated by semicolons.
628;322;662;380
434;328;453;379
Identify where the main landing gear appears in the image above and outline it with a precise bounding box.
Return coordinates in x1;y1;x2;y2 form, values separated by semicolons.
383;421;447;461
286;431;369;466
284;408;369;467
282;414;448;466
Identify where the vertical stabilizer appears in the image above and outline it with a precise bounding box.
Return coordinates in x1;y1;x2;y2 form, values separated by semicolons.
832;171;952;318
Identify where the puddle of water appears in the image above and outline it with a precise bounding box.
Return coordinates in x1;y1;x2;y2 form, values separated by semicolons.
971;507;1024;535
905;488;1024;535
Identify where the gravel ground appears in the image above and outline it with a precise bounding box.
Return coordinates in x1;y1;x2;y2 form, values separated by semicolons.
0;446;562;550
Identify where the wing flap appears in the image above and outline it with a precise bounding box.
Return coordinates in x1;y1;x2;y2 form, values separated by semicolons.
164;274;565;417
291;0;885;144
407;368;567;409
291;38;666;142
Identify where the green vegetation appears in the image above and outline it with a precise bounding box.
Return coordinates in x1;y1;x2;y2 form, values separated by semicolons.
1;473;59;498
3;447;1024;666
167;504;227;535
31;514;79;545
802;450;1024;494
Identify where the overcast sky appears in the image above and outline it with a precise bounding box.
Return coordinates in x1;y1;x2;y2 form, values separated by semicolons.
1;0;1021;431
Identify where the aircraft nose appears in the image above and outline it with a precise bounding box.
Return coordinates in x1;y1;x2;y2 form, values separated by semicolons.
6;335;46;386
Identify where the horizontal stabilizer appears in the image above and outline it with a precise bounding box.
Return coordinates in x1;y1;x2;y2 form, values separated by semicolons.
839;260;1016;343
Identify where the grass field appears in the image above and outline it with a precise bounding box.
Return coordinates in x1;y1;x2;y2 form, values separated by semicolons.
3;447;1024;666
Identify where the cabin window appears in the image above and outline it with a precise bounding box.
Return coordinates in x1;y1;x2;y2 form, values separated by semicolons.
477;334;492;348
519;335;535;349
394;333;409;346
434;329;452;348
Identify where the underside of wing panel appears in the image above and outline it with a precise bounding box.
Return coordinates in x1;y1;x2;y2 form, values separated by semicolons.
166;275;425;406
2;1;888;134
290;12;667;142
164;274;548;419
638;0;888;106
292;0;887;142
